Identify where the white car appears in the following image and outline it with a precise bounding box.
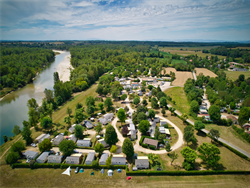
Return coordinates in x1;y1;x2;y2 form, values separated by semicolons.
30;143;37;147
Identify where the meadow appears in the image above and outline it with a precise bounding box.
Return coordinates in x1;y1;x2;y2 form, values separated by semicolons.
225;71;250;80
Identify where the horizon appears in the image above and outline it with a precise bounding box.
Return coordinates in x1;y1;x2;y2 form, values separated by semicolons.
0;0;250;41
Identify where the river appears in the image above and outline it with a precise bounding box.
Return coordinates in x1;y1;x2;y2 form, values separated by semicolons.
0;51;70;145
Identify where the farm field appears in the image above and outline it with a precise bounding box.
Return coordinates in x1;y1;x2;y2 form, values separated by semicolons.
172;72;193;86
225;71;250;80
195;68;217;78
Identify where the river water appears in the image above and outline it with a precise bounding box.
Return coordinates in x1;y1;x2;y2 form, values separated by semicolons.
0;51;70;145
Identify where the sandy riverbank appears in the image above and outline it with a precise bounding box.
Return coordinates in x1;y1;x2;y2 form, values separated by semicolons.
52;50;66;54
56;53;73;82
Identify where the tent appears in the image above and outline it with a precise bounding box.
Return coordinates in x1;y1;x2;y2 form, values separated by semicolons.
127;176;131;180
91;172;94;175
107;169;113;176
62;166;71;176
101;169;104;174
117;169;121;173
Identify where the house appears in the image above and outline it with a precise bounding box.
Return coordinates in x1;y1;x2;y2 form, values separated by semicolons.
77;139;91;147
68;124;77;133
154;117;160;123
199;109;208;114
137;91;143;96
68;134;77;143
103;113;114;121
99;153;109;165
160;121;167;127
243;123;250;133
53;134;64;146
65;154;83;164
147;121;156;137
159;126;166;134
233;68;249;72
135;156;149;169
84;120;93;129
143;138;158;149
47;155;63;163
85;152;95;165
227;115;239;124
98;138;108;147
98;118;108;125
128;122;136;140
35;133;50;143
23;150;39;159
36;151;50;163
146;91;152;97
111;155;126;165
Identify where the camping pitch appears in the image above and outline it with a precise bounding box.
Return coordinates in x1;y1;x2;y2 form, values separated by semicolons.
62;166;71;176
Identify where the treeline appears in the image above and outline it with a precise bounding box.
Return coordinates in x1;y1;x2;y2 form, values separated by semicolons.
0;47;55;91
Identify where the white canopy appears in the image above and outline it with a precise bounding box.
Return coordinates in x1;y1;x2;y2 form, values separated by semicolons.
62;166;71;176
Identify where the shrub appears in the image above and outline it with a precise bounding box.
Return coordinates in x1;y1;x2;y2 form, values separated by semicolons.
141;143;148;148
149;145;156;150
182;161;195;171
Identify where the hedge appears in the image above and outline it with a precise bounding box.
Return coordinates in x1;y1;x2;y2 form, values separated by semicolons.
149;145;155;150
232;125;250;143
141;143;148;148
126;170;250;176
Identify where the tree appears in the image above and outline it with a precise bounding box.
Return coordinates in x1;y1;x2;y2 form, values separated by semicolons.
184;130;196;146
27;98;38;110
96;84;103;95
94;123;103;134
110;145;117;154
133;97;140;105
59;140;76;156
197;143;221;168
117;108;126;126
148;109;155;119
151;97;159;109
66;107;72;117
159;97;167;108
104;97;113;111
98;103;104;111
148;85;154;90
85;96;95;107
138;120;150;135
28;107;39;127
122;138;134;158
137;112;147;123
209;129;220;141
38;138;52;152
121;126;129;136
94;143;105;156
46;103;53;119
169;107;176;116
53;72;59;83
208;105;221;123
74;109;84;124
181;113;188;123
239;74;245;82
64;116;72;127
21;126;33;145
229;102;236;109
75;102;83;110
137;105;147;113
169;152;178;165
190;100;199;114
165;143;171;152
11;141;25;154
22;120;29;128
74;125;83;139
12;125;21;136
120;94;127;101
238;107;250;125
6;152;20;164
41;117;53;130
161;107;166;116
157;92;166;101
181;147;197;163
86;105;95;115
112;89;119;100
194;121;205;131
142;99;148;106
44;88;54;103
104;124;118;146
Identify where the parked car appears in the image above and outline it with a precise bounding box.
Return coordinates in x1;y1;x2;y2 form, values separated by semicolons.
75;167;79;174
26;159;31;163
55;152;60;156
30;143;37;147
73;149;79;153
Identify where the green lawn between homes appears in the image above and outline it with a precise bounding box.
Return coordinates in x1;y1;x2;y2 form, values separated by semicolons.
224;71;250;81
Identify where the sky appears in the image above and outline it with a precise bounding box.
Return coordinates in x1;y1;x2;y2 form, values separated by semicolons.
0;0;250;41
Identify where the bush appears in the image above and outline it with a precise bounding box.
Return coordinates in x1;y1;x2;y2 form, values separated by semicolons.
232;125;250;143
149;145;156;150
182;161;194;171
141;143;148;148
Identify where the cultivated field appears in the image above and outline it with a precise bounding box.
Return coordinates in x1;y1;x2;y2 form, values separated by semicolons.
195;68;217;78
225;71;250;80
161;67;176;75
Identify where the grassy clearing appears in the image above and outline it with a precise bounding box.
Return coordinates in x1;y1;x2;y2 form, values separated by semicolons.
225;71;250;81
164;87;190;116
205;124;250;153
1;165;250;188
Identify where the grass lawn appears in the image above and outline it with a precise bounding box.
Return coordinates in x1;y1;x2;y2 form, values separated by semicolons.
164;87;190;117
205;124;250;153
1;165;250;188
225;71;250;81
171;59;187;65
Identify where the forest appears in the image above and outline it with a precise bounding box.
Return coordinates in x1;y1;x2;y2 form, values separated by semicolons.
0;47;55;95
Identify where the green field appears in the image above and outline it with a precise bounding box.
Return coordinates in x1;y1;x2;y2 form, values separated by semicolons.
150;50;187;65
225;71;250;81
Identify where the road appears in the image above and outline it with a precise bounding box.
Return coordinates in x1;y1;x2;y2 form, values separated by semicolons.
192;71;197;81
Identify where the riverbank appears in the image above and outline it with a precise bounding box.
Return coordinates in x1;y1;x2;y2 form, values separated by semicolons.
56;53;73;82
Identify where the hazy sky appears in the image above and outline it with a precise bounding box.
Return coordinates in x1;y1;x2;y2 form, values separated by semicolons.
0;0;250;41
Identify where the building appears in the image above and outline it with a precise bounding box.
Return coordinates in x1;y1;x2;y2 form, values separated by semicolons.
143;138;158;149
243;123;250;133
128;122;136;140
199;109;208;114
36;151;50;163
68;134;77;143
154;117;160;123
135;156;149;169
99;153;109;165
68;124;77;133
160;121;167;127
53;134;64;146
85;152;95;165
84;120;93;129
35;133;50;144
98;138;108;147
23;150;39;160
227;115;239;124
65;154;83;165
103;113;114;121
98;118;108;125
47;155;63;163
111;155;126;165
77;139;91;147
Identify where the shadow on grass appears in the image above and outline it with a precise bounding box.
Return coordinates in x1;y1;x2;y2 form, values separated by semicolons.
189;142;198;150
196;131;207;137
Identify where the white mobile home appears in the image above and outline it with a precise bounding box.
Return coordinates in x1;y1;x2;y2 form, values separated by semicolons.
135;156;149;169
36;151;50;163
111;155;126;165
23;150;39;160
47;155;63;164
77;139;91;147
85;152;95;165
98;138;108;147
53;134;64;146
35;133;50;143
68;134;77;143
65;154;82;165
99;153;109;165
